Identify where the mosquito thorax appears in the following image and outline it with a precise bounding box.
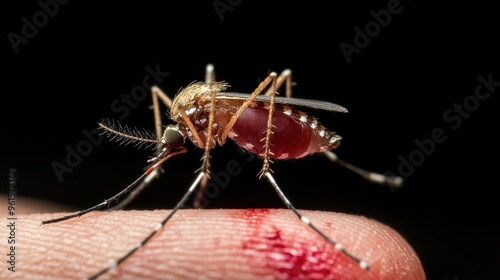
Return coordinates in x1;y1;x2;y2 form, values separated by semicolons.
161;125;185;149
170;81;229;121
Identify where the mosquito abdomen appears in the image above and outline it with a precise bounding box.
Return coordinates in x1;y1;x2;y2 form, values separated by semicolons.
230;106;341;159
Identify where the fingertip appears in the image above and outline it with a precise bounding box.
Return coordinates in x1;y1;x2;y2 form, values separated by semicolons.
16;209;425;280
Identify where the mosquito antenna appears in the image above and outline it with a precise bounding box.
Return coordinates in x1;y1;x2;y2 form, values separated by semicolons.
107;124;188;211
323;151;404;188
86;171;205;280
99;119;159;150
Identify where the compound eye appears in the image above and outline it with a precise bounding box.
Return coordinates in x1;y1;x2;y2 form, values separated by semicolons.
162;125;185;149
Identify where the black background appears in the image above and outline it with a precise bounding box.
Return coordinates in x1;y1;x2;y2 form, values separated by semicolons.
2;1;499;279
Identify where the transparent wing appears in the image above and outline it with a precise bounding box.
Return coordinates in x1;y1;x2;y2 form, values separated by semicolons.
213;92;348;113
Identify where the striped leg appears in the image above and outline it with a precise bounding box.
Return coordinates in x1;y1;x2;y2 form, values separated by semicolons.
263;172;370;269
86;171;206;280
107;85;175;211
260;70;370;269
266;69;404;188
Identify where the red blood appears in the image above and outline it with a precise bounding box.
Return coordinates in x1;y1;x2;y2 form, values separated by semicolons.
230;107;312;159
237;209;374;280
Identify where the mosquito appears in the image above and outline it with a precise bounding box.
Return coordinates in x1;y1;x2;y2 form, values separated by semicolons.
42;64;403;279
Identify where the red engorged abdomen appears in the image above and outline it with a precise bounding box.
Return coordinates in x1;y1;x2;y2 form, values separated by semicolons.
230;106;312;159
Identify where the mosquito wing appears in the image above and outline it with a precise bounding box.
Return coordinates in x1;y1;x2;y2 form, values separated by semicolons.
214;92;348;113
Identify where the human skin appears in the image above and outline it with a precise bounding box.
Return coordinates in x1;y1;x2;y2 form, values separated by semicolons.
0;198;425;280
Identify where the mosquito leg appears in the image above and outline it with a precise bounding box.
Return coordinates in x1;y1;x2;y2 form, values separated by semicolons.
177;106;204;149
151;86;166;146
41;148;187;225
152;64;217;208
108;85;173;211
107;167;161;211
323;151;404;188
258;73;278;178
42;173;151;224
151;85;173;152
173;100;212;208
263;171;370;270
221;72;278;142
193;89;217;208
188;63;220;207
267;71;404;188
86;170;206;280
150;85;173;151
151;85;173;109
205;63;216;84
264;68;293;98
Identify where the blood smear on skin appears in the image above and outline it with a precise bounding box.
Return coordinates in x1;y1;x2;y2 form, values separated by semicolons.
236;209;376;280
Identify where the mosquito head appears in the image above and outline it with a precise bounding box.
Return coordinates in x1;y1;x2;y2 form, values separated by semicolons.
161;125;185;149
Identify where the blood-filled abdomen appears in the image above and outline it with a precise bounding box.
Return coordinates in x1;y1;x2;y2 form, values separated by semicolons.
230;106;317;159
